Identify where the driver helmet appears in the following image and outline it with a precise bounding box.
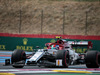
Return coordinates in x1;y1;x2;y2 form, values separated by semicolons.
51;45;59;49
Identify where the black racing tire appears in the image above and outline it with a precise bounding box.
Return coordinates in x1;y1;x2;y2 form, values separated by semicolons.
56;50;69;68
11;49;26;68
85;51;100;68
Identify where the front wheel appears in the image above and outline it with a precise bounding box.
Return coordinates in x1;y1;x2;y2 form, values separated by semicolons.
11;49;26;68
56;50;70;68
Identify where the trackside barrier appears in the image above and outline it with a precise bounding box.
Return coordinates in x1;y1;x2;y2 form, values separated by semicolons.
0;33;100;53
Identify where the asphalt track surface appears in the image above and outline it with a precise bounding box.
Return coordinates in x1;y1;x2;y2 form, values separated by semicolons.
0;51;100;75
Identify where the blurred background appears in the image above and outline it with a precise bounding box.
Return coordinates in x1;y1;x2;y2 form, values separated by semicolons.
0;0;100;35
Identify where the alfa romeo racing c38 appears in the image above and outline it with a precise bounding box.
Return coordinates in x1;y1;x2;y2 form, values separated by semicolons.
5;36;100;68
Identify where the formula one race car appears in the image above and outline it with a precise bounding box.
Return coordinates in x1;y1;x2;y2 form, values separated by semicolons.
5;36;100;68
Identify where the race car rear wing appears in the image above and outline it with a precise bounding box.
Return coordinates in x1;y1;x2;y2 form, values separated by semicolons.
67;41;93;49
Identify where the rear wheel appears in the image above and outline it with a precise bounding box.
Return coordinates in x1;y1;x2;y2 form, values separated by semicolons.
56;50;69;68
85;51;100;68
11;49;26;68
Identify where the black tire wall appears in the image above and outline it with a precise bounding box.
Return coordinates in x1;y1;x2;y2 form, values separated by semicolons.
85;51;100;68
11;49;26;68
56;50;69;68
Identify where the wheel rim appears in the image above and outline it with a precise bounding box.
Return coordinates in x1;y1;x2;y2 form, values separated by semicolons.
64;51;69;67
21;51;26;61
66;52;69;65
